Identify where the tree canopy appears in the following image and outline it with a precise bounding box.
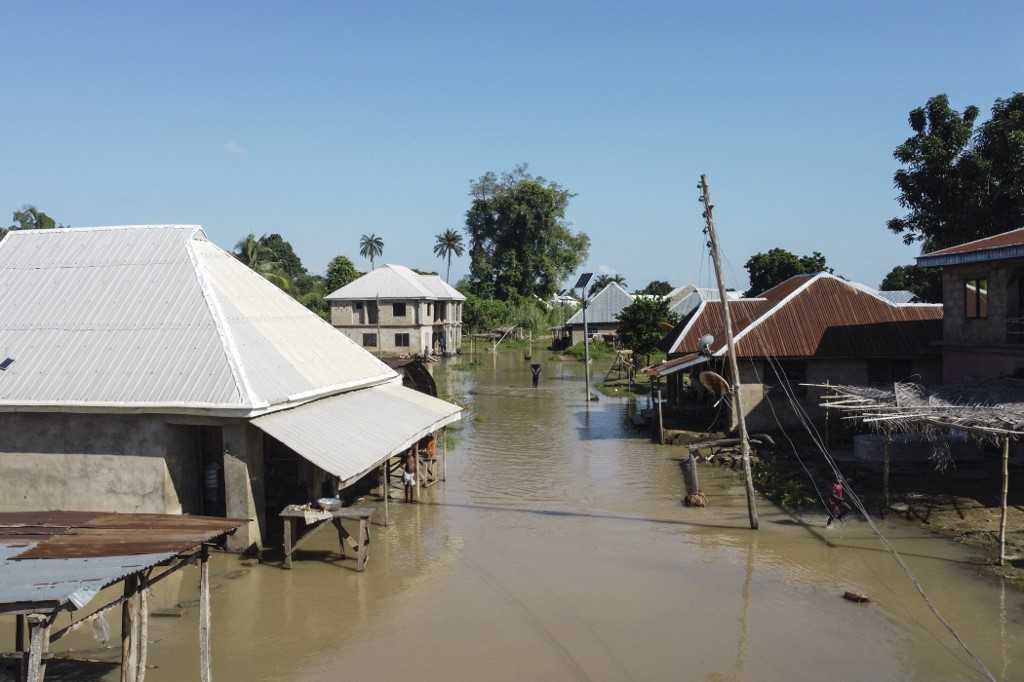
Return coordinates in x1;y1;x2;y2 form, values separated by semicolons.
616;297;679;364
464;164;590;300
234;234;292;292
588;273;625;297
638;280;673;296
888;92;1024;251
359;233;384;270
2;205;66;239
880;264;942;303
744;248;830;297
325;255;360;293
258;233;307;281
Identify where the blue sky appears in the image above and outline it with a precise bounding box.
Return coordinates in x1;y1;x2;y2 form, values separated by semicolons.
1;1;1021;292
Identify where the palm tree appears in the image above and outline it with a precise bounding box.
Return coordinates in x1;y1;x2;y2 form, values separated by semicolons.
234;233;292;292
359;233;384;270
433;229;465;282
589;273;626;297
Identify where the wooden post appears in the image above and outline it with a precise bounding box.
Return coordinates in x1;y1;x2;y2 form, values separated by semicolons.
882;435;891;518
414;443;421;502
656;388;665;445
25;615;48;682
135;574;149;682
282;517;293;569
199;545;212;682
375;293;382;359
442;427;448;482
999;436;1010;566
701;174;759;530
121;574;139;682
381;462;390;527
16;614;25;682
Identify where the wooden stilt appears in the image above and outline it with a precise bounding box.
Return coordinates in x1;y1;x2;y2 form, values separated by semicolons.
121;574;139;682
136;575;149;682
25;615;48;682
882;435;891;518
999;436;1010;567
414;443;421;503
282;517;293;569
656;389;665;445
333;518;348;558
199;545;212;682
16;614;26;682
381;462;390;526
442;428;448;482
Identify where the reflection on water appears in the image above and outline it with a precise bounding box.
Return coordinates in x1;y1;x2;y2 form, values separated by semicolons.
18;350;1024;681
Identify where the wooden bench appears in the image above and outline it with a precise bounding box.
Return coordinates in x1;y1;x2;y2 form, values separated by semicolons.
279;505;374;571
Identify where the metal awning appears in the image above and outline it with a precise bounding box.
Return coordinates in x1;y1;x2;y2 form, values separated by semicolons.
251;382;462;488
644;352;708;378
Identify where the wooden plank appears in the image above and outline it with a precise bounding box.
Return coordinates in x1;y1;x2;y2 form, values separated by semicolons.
135;576;149;682
121;574;138;682
382;463;390;527
356;519;368;572
25;616;48;682
199;545;211;682
1000;436;1010;566
442;427;447;482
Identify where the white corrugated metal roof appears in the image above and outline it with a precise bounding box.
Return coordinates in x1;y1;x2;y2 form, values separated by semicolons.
0;226;395;413
325;264;464;301
565;282;634;325
252;380;462;487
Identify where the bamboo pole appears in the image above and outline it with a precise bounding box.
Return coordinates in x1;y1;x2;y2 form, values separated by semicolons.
882;436;891;518
121;575;139;682
442;427;448;482
414;443;421;503
999;436;1010;566
656;388;665;445
135;575;149;682
199;545;211;682
381;462;389;527
701;174;758;529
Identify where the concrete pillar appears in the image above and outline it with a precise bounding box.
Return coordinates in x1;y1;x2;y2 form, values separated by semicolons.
222;422;265;552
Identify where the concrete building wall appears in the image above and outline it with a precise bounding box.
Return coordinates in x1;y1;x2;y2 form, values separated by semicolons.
336;325;430;355
332;298;464;356
569;323;619;347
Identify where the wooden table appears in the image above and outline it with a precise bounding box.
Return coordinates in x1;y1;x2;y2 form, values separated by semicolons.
279;505;374;571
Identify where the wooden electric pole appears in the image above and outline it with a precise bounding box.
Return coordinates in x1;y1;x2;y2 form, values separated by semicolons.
700;174;759;530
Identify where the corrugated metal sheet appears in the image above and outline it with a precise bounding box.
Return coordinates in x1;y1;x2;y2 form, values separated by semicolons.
669;273;942;359
918;226;1024;263
874;289;917;304
645;352;707;377
252;381;462;487
0;512;243;611
0;226;397;412
565;282;634;326
325;264;464;301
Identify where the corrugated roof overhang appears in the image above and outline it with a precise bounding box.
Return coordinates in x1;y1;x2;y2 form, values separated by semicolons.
251;382;462;488
645;352;708;378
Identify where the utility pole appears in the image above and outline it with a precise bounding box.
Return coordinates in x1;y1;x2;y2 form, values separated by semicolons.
700;174;759;530
375;292;383;359
574;273;594;402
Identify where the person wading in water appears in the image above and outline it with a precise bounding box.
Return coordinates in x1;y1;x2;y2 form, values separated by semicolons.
403;449;417;503
826;478;851;527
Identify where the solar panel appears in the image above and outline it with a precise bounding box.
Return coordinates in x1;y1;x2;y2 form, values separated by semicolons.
0;358;13;371
573;273;593;290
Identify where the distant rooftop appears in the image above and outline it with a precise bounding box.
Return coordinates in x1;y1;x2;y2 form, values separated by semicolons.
325;263;465;301
917;226;1024;267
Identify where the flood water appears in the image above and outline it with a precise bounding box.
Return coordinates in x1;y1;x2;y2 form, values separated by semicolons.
22;350;1024;681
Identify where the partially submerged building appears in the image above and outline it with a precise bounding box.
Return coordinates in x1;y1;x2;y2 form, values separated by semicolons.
563;281;634;346
326;264;465;356
0;226;461;551
916;226;1024;382
647;273;943;431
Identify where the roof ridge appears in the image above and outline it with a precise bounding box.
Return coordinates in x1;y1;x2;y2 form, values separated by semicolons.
923;226;1024;256
10;225;203;234
725;272;823;353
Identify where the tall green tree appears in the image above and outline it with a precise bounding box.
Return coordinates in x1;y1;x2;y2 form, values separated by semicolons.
616;297;679;365
888;92;1024;251
359;233;384;270
2;205;66;239
639;280;673;296
744;249;830;296
588;273;626;297
234;233;292;292
433;229;465;282
325;255;360;293
258;233;307;281
465;164;590;300
880;264;942;303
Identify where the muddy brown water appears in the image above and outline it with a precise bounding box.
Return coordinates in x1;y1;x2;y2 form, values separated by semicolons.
8;350;1024;681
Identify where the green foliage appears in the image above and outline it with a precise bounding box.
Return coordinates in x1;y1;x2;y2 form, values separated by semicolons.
461;292;576;335
462;293;511;333
234;233;293;292
258;233;307;281
744;248;830;296
752;459;820;509
638;280;673;296
889;92;1024;251
588;273;625;297
359;233;384;269
325;255;360;293
616;297;679;363
433;228;465;282
563;340;616;361
2;205;66;239
880;264;942;303
465;164;590;300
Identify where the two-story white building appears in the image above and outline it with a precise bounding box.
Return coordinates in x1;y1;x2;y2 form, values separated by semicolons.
326;264;465;356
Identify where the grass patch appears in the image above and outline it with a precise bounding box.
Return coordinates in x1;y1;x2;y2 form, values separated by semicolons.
563;341;617;361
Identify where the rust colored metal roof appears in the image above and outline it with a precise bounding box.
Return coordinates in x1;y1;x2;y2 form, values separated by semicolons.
644;352;707;378
917;227;1024;267
667;274;942;359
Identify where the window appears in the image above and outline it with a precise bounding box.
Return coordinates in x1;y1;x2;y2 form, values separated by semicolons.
965;278;988;319
362;333;377;347
367;302;378;325
393;302;407;317
355;302;363;310
427;303;433;317
395;333;410;347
